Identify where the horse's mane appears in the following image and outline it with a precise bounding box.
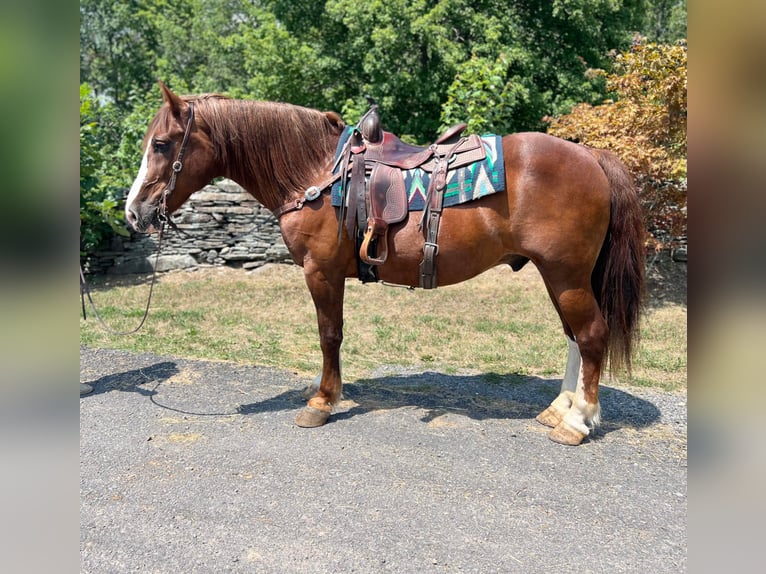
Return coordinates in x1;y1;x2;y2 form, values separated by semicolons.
151;94;344;209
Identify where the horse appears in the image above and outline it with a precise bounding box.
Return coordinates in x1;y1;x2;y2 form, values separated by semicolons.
125;82;645;445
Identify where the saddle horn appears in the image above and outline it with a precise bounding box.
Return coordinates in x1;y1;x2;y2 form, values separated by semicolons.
359;97;383;143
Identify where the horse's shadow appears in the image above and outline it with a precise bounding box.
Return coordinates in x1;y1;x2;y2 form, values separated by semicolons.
81;361;179;398
238;371;662;436
82;359;662;437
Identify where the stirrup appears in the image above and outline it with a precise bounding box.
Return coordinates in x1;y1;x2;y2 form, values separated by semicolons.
359;220;389;265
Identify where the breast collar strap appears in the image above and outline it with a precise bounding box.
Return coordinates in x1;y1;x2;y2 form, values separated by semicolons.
271;173;340;219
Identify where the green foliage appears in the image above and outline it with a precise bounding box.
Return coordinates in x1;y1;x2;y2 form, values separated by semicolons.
80;85;157;255
79;0;158;109
80;85;120;254
441;51;537;135
79;0;687;251
313;0;646;140
546;39;687;247
642;0;686;43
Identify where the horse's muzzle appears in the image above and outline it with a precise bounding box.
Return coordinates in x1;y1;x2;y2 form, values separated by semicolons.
126;203;161;234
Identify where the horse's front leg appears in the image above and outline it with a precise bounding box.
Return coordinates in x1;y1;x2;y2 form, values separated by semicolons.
294;261;345;428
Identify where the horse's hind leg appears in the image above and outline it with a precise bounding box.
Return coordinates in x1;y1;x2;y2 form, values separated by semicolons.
535;280;582;428
537;271;606;445
294;262;345;428
536;337;581;428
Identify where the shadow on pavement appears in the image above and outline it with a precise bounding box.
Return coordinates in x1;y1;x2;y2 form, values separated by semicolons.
80;361;179;398
238;371;661;438
81;352;661;439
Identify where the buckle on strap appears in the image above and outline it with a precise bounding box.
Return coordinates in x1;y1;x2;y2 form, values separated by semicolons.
423;241;439;256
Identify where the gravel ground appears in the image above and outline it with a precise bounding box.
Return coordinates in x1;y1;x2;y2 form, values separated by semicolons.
80;346;686;573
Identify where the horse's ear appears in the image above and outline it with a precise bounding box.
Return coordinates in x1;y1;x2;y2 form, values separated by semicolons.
324;111;345;132
158;80;184;115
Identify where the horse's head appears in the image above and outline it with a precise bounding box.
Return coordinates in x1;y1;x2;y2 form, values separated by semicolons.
125;82;216;233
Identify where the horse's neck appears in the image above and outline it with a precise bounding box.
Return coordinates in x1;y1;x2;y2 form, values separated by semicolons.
214;100;338;211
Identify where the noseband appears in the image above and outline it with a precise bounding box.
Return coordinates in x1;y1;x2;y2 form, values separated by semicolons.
158;101;195;224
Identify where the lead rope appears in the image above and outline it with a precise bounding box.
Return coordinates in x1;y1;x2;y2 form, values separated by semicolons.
79;221;166;335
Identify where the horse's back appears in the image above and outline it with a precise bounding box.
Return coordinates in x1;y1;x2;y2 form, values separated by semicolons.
502;132;611;205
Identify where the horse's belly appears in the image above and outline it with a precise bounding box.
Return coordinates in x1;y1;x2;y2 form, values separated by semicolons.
376;205;512;287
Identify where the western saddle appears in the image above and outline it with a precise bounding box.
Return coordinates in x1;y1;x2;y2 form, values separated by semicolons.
337;101;485;289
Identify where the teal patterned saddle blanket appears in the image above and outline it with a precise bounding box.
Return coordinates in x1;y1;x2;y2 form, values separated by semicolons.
330;129;505;210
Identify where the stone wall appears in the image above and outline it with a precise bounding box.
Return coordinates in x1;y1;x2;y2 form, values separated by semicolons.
87;179;292;274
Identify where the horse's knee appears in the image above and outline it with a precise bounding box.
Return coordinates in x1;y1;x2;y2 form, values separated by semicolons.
318;326;343;351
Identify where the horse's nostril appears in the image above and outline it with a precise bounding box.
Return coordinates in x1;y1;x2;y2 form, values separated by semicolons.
127;209;138;227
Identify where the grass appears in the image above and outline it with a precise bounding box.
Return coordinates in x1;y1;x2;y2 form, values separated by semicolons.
80;263;687;392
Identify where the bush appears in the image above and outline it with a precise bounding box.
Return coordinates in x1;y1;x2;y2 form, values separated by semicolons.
80;84;162;256
546;38;687;250
80;84;129;255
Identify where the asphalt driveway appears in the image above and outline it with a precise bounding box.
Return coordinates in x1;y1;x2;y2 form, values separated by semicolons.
80;346;686;573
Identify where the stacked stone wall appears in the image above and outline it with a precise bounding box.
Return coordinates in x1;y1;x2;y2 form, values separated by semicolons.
87;179;290;274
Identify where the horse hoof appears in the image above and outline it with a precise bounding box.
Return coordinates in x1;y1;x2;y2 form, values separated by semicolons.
536;407;563;428
548;421;587;446
294;406;331;428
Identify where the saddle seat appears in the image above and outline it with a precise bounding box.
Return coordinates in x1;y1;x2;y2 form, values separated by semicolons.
363;124;469;169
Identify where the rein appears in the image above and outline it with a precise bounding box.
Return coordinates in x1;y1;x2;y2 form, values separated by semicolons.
79;222;166;335
80;102;197;334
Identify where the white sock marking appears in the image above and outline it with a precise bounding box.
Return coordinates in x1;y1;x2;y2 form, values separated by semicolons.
560;336;581;394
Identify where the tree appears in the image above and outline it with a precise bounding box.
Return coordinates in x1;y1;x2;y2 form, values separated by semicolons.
80;85;128;254
79;0;157;108
642;0;686;43
80;0;649;139
546;39;687;249
269;0;646;141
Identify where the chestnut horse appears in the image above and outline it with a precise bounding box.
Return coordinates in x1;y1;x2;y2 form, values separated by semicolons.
126;83;645;445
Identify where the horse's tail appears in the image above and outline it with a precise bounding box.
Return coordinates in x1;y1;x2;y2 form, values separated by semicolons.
591;148;646;376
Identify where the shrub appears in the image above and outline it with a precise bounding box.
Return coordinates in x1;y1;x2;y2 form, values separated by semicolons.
546;38;687;250
80;84;161;256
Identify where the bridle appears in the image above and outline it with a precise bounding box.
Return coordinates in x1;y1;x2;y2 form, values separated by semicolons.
79;102;196;335
157;102;195;234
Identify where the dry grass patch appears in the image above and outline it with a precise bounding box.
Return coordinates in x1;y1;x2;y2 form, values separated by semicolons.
81;262;686;391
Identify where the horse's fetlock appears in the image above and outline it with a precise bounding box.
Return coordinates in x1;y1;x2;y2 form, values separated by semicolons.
307;397;333;412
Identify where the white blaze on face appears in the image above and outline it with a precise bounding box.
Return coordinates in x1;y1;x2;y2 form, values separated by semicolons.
125;143;151;224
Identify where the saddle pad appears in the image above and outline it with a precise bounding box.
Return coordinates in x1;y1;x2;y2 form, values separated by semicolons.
331;133;505;211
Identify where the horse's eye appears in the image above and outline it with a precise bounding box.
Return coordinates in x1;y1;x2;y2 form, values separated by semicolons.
152;139;170;153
